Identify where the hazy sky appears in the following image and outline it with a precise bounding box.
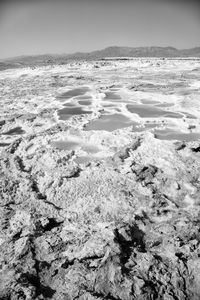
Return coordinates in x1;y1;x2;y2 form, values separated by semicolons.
0;0;200;59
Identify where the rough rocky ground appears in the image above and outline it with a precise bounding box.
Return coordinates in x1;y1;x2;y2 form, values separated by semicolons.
0;59;200;299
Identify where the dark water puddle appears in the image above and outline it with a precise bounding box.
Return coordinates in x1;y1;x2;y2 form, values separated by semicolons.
57;87;89;101
110;88;121;92
156;103;174;108
52;139;100;155
2;127;25;135
127;104;182;118
177;90;194;96
104;92;121;101
20;74;28;78
78;100;92;106
58;107;92;120
102;103;118;108
76;95;92;100
141;99;161;105
63;102;77;107
85;113;136;132
154;129;200;141
51;140;79;151
81;144;100;153
163;112;183;118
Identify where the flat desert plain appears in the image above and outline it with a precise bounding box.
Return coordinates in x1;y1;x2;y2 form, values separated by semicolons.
0;58;200;299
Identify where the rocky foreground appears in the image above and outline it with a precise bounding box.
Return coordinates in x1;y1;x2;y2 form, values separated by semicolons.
0;59;200;299
0;129;200;299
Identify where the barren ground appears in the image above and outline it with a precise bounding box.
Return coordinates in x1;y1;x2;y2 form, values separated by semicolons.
0;59;200;299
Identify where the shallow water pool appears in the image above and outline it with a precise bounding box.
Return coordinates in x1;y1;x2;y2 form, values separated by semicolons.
51;140;79;150
85;113;136;132
78;100;92;106
52;139;100;154
58;106;92;120
140;99;161;105
127;104;182;118
104;92;121;101
57;87;89;101
155;103;174;108
154;129;200;142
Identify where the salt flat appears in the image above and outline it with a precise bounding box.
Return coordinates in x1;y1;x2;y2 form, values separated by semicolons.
0;59;200;299
0;59;200;147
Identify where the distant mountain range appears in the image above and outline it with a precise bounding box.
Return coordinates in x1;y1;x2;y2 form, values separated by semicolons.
1;46;200;70
67;46;200;59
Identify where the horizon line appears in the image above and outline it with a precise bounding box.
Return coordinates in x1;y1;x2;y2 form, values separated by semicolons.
1;45;200;61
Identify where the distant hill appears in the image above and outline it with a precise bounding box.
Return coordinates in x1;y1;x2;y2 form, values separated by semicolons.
1;46;200;70
68;46;180;59
67;46;200;59
180;47;200;57
0;61;22;71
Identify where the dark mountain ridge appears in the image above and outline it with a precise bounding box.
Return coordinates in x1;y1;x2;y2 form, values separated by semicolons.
1;46;200;70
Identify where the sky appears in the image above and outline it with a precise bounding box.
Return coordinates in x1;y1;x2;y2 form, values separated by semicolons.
0;0;199;59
